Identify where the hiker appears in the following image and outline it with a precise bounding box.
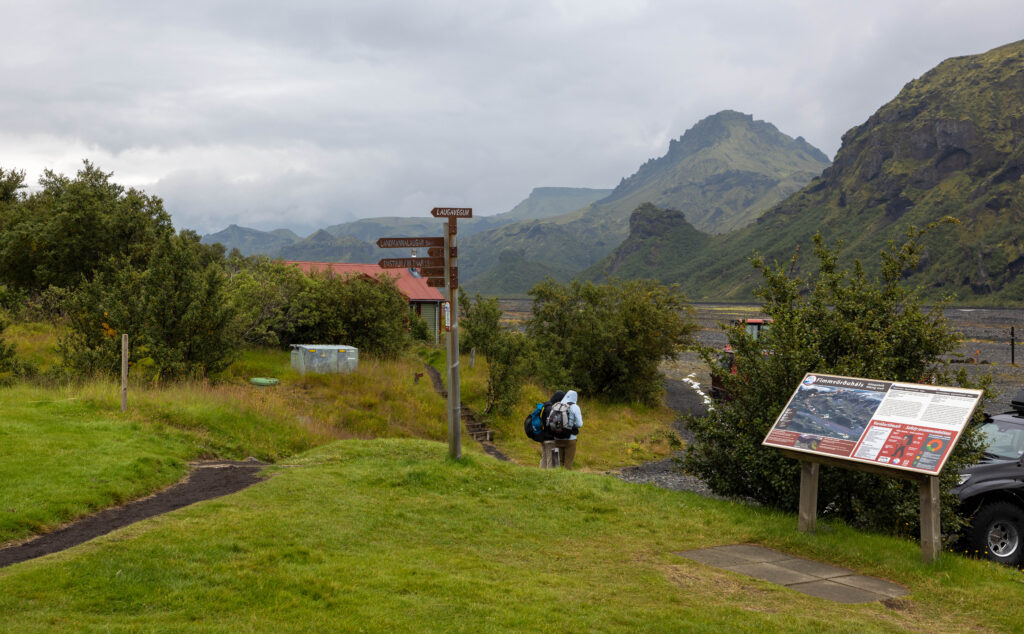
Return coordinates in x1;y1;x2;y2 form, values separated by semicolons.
543;390;583;469
536;390;565;467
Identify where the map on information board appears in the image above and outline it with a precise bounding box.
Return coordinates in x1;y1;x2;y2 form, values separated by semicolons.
763;373;983;475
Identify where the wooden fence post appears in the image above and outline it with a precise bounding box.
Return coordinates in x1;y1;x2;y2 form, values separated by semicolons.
121;334;128;412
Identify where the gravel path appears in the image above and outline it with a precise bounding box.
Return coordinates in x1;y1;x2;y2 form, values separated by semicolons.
610;377;721;497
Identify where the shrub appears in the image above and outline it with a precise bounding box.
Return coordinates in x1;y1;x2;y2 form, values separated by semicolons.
682;226;989;536
60;231;237;381
291;273;410;359
527;278;697;405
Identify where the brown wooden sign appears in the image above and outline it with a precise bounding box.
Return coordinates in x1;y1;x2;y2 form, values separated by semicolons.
431;207;472;218
378;257;444;269
426;270;458;288
417;267;450;277
377;237;444;248
427;247;457;258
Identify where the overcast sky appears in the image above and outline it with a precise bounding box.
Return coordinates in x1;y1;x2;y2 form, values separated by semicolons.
2;1;1022;235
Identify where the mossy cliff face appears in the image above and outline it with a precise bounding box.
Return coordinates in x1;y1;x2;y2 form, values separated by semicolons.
657;40;1024;303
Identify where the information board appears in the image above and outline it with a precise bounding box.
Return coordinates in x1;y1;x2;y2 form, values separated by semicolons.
763;373;983;475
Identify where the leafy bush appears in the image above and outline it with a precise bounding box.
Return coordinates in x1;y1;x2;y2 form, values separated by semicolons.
459;291;536;414
458;290;502;355
0;161;173;292
226;257;310;347
682;226;989;536
527;278;697;405
60;231;237;381
291;273;410;359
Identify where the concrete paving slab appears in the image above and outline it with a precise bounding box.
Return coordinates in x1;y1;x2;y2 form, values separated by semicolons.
725;562;818;586
711;544;791;563
774;557;854;579
787;579;885;604
674;549;752;567
831;574;909;598
674;545;909;604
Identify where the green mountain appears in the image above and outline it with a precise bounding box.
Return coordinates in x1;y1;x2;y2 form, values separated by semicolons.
584;203;710;283
200;224;299;256
461;111;829;292
277;230;376;263
201;188;610;263
497;187;612;222
602;40;1024;303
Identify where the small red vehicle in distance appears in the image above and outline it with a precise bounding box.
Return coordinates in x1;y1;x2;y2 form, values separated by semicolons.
709;318;772;401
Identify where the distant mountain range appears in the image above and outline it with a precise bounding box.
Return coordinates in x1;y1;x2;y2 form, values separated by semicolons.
201;187;611;260
457;111;830;291
202;39;1024;304
592;39;1024;303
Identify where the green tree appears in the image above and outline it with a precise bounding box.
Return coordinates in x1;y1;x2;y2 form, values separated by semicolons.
527;278;697;404
459;290;535;414
0;161;173;292
682;225;989;536
226;257;311;347
61;231;237;380
291;273;410;359
458;289;502;355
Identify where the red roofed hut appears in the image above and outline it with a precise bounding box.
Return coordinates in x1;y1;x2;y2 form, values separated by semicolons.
285;261;446;343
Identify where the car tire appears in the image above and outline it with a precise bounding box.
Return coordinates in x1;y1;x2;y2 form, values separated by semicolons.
969;501;1024;566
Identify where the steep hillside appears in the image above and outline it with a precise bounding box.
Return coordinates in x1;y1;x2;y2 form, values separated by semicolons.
201;224;299;256
461;111;829;293
497;187;612;222
664;40;1024;303
583;204;710;283
598;110;829;235
277;230;376;263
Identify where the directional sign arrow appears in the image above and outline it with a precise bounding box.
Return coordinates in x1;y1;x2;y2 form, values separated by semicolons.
427;247;457;258
426;270;458;288
377;237;445;248
417;266;455;277
378;257;444;269
431;207;472;218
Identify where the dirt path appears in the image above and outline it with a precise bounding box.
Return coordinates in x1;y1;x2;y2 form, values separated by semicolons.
0;460;266;569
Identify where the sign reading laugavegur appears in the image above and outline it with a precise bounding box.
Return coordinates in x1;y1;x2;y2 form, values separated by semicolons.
431;207;472;218
762;373;982;475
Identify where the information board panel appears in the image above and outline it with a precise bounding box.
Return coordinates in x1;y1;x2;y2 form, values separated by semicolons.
763;373;982;475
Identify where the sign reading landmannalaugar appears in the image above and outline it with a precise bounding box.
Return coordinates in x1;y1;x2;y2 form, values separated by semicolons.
763;373;983;475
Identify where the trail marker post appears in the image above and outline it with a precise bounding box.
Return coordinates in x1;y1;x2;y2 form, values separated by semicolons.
376;206;471;460
121;334;128;412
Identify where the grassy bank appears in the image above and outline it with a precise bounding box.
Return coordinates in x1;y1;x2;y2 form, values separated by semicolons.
432;350;681;470
2;439;1022;631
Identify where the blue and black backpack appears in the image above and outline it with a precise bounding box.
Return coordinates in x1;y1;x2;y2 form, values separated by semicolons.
523;402;547;442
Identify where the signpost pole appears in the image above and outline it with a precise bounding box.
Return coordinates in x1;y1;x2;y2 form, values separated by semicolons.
798;461;819;532
445;218;462;459
920;476;941;563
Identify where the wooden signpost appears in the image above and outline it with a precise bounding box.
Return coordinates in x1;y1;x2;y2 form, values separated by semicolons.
377;206;472;459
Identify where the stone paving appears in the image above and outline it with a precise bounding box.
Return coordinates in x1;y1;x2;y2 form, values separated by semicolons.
675;544;909;604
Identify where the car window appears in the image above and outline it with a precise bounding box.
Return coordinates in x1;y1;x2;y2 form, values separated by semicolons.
978;420;1024;460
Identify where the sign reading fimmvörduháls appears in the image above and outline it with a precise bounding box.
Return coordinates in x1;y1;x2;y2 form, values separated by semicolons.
762;373;982;475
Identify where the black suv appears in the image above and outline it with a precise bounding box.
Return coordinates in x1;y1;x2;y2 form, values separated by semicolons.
953;389;1024;566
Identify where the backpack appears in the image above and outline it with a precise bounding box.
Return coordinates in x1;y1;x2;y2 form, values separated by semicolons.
523;402;547;442
547;401;576;439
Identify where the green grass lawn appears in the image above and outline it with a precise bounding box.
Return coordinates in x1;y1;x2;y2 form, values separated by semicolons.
2;439;1022;632
2;343;1022;631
